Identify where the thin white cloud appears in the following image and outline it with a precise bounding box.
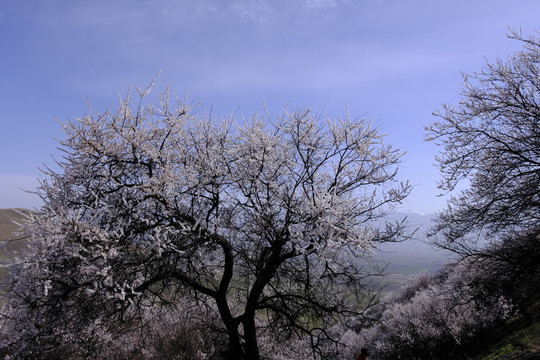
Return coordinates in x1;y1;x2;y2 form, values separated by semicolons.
231;0;276;22
304;0;339;11
199;0;346;22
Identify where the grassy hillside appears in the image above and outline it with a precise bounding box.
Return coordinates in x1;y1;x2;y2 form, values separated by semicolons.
0;209;29;240
469;312;540;360
0;208;31;261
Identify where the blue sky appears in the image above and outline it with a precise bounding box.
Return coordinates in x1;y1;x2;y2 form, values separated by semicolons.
1;0;539;213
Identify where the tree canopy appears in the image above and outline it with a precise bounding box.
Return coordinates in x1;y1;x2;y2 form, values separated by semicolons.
1;86;410;359
426;31;540;255
426;31;540;333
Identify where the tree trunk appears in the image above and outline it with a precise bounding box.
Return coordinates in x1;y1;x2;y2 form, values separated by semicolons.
242;313;260;360
215;293;246;360
221;335;245;360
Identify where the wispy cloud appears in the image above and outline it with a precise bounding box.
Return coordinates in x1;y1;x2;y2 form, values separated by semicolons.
304;0;339;11
199;0;345;22
230;0;276;22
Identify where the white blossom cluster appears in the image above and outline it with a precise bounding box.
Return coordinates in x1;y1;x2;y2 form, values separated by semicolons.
0;85;409;359
350;260;514;359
